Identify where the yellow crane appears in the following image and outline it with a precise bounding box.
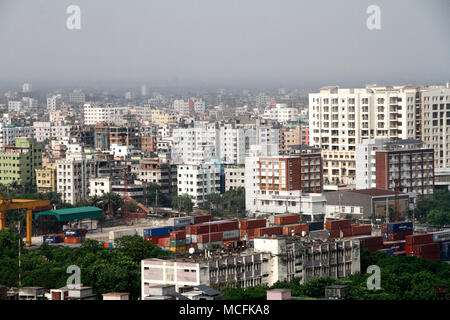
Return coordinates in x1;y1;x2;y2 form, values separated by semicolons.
0;194;51;247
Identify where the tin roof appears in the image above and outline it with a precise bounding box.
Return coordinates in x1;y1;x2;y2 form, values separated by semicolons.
348;188;402;197
33;206;103;221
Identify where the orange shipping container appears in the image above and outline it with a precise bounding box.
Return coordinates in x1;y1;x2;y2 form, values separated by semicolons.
170;230;186;240
64;236;81;244
282;224;308;236
157;237;171;247
351;224;372;235
254;226;281;237
240;219;266;230
198;232;223;243
326;219;351;230
274;214;300;225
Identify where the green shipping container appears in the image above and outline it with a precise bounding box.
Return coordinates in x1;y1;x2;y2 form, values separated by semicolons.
170;239;186;247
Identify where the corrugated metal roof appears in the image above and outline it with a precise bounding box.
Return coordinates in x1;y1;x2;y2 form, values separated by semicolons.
33;206;103;222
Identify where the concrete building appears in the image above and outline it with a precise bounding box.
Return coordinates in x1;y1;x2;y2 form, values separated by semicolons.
245;145;325;221
224;164;245;191
56;154;95;204
309;84;450;185
356;138;434;196
263;103;299;122
176;163;222;207
279;126;309;151
434;168;450;192
33;122;72;143
68;89;85;105
22;83;32;93
141;237;360;296
135;158;177;193
83;103;127;125
323;188;410;221
36;163;57;193
0;124;35;147
173;99;191;116
89;177;112;197
102;292;130;300
109;126;140;149
47;94;62;113
151;109;177;127
0;137;43;185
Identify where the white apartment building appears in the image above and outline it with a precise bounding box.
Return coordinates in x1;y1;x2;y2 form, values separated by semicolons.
83;103;128;125
173;99;191;116
177;163;222;207
89;177;112;197
22;83;32;93
309;85;422;185
0;124;34;146
33;122;72;142
56;154;96;204
263;103;299;122
47;95;63;113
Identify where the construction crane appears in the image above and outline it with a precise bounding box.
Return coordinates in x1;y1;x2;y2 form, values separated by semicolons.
0;194;51;246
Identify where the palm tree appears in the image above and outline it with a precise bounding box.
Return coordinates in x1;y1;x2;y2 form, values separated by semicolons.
100;192;124;216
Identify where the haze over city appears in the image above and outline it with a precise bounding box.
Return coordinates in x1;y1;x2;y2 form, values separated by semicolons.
0;0;449;91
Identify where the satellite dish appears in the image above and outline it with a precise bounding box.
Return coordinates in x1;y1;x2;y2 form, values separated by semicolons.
188;247;195;254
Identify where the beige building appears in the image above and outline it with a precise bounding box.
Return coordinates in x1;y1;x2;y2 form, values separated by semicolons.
224;164;245;191
35;163;57;193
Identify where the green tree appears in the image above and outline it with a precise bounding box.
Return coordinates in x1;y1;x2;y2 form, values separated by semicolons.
100;192;124;216
171;194;194;213
145;183;170;207
427;208;450;226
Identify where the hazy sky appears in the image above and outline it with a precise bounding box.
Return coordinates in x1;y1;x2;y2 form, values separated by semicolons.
0;0;449;91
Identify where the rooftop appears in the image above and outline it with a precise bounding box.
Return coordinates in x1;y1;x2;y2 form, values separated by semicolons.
348;188;402;197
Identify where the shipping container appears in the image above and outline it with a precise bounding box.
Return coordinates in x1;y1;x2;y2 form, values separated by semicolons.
365;245;385;252
170;230;186;240
431;230;450;243
222;229;240;241
143;235;166;244
197;241;222;250
109;228;137;241
157;237;171;248
351;224;372;236
377;249;394;255
197;232;223;243
215;220;239;232
143;226;171;238
187;223;218;235
274;214;300;226
170;239;187;247
325;219;351;231
43;234;63;244
170;246;187;253
386;221;413;233
240;219;267;230
383;240;406;252
282;224;308;236
308;221;324;232
383;230;413;241
329;228;352;238
440;242;450;261
64;229;82;237
169;216;194;227
64;236;81;244
193;215;213;224
254;226;282;237
405;234;433;246
356;236;383;247
240;228;256;240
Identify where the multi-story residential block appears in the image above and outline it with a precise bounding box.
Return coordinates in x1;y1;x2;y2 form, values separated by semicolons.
263;103;299;122
33;122;72;143
109;126;140;149
141;237;360;296
94;123;112;150
245;145;325;220
356;138;434;196
134;158;177;193
0;124;35;147
173;99;191;116
309;84;450;185
279;125;309;151
0;137;43;185
47;94;63;113
70;125;95;147
68;89;85;105
22;83;32;93
35;163;57;193
151;109;177;127
89;177;112;197
224;164;245;191
83;103;127;125
56;154;95;204
176;163;222;207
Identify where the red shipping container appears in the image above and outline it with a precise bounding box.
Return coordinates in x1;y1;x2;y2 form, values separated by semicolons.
386;230;412;241
240;219;266;230
282;224;308;236
170;230;186;240
254;226;281;237
80;229;87;237
329;228;352;238
189;223;218;235
216;220;239;232
414;242;440;255
381;224;388;233
326;219;351;231
193;215;213;224
240;228;256;240
144;235;165;244
274;214;300;226
365;245;384;252
357;236;383;247
64;236;81;244
405;234;433;246
157;237;171;247
351;224;372;236
383;240;405;252
198;232;223;243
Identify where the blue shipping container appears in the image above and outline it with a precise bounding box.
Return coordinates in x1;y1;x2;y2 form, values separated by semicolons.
308;221;323;232
64;229;81;237
378;249;394;255
144;226;171;237
440;242;450;261
387;222;413;233
43;235;62;244
382;232;388;240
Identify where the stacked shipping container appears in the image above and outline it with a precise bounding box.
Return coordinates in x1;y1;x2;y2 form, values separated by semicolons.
326;219;352;238
381;222;413;241
240;219;266;240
